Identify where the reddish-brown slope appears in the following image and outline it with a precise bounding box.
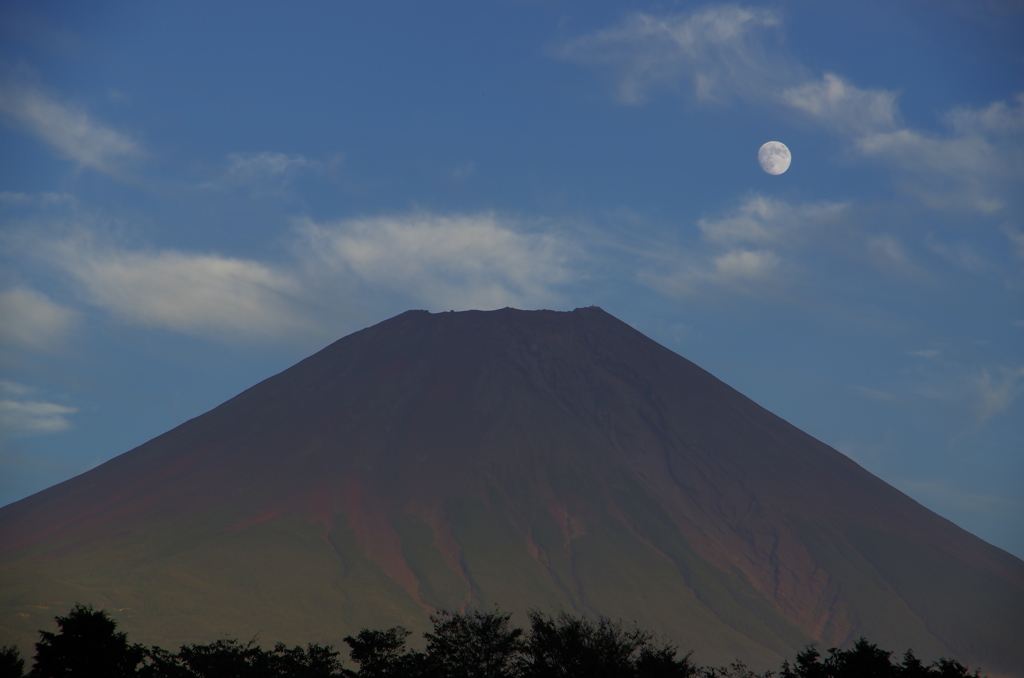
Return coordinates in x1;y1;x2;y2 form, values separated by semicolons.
1;308;1022;672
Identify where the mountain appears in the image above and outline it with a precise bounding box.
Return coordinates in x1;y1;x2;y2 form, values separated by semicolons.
1;308;1022;673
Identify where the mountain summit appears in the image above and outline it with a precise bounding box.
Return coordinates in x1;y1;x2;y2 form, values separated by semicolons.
2;308;1021;671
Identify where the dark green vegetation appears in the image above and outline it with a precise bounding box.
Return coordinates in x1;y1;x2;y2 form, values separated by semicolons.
2;308;1023;672
1;606;985;678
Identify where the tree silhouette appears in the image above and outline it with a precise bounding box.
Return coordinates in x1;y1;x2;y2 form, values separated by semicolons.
524;611;695;678
30;604;144;678
826;638;898;677
13;604;989;678
342;627;423;678
778;639;981;678
140;639;345;677
925;659;980;678
268;643;346;678
424;610;524;678
0;646;25;678
700;661;774;678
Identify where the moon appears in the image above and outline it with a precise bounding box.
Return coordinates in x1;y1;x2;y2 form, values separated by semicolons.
758;141;791;175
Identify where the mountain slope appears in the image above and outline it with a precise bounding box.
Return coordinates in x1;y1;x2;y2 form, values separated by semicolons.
1;308;1021;672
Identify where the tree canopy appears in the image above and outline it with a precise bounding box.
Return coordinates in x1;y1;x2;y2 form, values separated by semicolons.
28;604;145;678
5;605;986;678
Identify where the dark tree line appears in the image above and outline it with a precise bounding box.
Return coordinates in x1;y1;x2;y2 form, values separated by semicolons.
0;604;984;678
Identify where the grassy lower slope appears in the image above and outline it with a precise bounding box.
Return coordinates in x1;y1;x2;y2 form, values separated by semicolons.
844;525;1024;675
0;513;429;654
3;498;1022;676
0;500;807;670
612;481;810;657
442;492;809;670
786;518;950;656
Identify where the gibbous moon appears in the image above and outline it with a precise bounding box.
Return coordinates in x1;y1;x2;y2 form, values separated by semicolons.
758;141;791;175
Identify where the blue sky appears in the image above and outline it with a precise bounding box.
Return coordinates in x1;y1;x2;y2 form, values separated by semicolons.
1;1;1022;558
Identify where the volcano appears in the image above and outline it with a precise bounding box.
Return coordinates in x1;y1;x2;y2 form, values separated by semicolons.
1;308;1022;672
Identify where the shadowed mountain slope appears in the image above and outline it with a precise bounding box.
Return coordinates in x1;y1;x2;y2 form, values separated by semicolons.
1;308;1022;673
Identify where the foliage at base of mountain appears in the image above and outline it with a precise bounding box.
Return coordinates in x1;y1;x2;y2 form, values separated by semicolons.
1;605;984;678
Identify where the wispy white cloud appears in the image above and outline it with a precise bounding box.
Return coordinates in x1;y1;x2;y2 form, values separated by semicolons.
106;88;129;104
641;195;850;299
864;234;928;278
563;10;1022;214
0;398;77;435
295;212;576;310
834;430;896;466
0;190;76;207
865;234;907;269
0;66;141;174
972;367;1024;422
905;361;1024;424
206;152;313;190
226;151;310;176
854;386;896;401
782;78;1022;213
40;233;312;341
776;72;1022;215
452;162;475;181
926;236;1001;278
559;6;784;104
857;131;1007;214
26;210;576;342
946;93;1024;135
781;73;899;135
713;249;779;280
0;286;77;351
697;194;848;245
640;247;782;299
0;380;32;396
1002;226;1024;260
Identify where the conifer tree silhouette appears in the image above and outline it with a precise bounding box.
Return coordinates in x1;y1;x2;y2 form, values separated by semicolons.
0;646;25;678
